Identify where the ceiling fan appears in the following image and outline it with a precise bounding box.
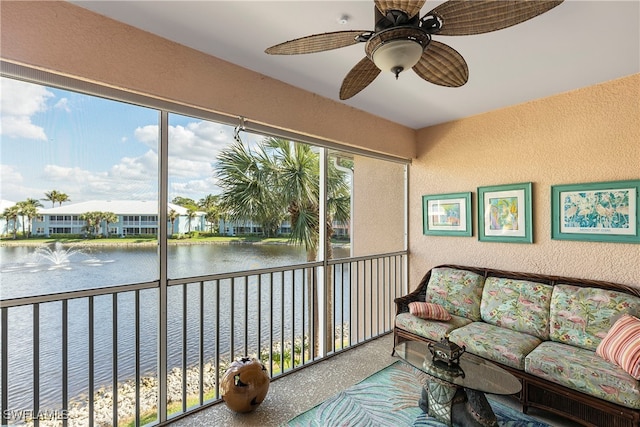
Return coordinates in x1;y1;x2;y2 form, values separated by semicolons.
265;0;563;100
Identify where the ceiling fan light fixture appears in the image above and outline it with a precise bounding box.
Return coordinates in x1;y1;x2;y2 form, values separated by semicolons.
372;39;424;78
365;27;431;79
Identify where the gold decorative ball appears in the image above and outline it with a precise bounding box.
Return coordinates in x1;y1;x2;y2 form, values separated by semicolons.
221;357;270;413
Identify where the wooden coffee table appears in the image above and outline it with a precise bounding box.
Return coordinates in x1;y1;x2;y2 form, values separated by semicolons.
395;341;522;427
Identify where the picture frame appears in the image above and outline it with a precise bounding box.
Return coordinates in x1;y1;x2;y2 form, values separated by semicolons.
551;179;640;243
478;182;532;243
422;192;472;236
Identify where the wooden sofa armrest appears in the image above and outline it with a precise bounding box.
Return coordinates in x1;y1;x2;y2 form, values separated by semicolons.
394;269;433;315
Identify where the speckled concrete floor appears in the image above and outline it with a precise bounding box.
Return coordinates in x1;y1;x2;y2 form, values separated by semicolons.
168;334;581;427
168;334;397;427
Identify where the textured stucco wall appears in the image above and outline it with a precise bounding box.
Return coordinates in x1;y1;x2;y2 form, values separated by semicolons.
352;156;406;256
411;74;640;288
0;1;415;159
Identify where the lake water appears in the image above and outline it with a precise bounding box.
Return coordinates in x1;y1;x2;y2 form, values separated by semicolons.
0;243;350;411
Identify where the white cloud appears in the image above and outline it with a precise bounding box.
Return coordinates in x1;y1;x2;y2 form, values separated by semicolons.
37;151;161;201
135;121;233;160
0;164;24;185
54;98;71;113
110;150;158;180
0;115;48;140
0;164;75;203
0;78;52;140
0;165;26;201
42;164;97;183
133;125;158;148
0;78;52;116
168;157;213;178
175;121;233;159
187;120;229;143
40;162;157;202
133;120;228;180
6;111;241;203
171;176;220;197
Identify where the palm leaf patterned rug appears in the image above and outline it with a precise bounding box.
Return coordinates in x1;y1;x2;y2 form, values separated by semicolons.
285;361;549;427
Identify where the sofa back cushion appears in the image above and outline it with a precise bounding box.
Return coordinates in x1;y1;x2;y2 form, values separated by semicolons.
480;277;553;340
550;284;640;351
425;267;485;321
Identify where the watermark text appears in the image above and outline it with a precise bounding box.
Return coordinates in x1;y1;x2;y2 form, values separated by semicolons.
3;409;69;421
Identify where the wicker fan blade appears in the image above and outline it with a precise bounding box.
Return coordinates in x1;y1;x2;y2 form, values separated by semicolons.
375;0;426;19
265;30;367;55
339;57;381;100
430;0;563;36
413;41;468;87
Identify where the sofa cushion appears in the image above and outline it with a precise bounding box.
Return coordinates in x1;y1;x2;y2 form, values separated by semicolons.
549;284;640;351
448;322;541;370
596;314;640;379
480;277;553;340
408;302;451;321
526;341;640;409
425;268;485;321
395;313;472;342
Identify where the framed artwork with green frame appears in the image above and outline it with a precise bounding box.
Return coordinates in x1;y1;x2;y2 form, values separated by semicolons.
551;179;640;243
422;192;472;237
478;182;532;243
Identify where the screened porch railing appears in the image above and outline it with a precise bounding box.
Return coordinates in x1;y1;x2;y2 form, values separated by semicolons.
0;251;406;426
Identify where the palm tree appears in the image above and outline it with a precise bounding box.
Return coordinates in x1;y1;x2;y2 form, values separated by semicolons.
265;138;350;354
186;208;196;233
3;205;20;239
168;209;179;236
18;198;43;238
198;194;218;211
199;194;221;233
204;208;220;233
260;137;350;258
265;138;321;255
80;211;102;237
57;193;70;207
216;137;351;355
15;201;28;237
102;212;118;237
43;190;61;208
216;139;284;237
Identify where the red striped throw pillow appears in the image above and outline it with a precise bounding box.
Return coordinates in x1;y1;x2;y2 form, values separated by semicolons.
408;302;451;321
596;314;640;380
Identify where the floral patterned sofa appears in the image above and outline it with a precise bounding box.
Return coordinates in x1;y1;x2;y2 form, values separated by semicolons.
393;264;640;427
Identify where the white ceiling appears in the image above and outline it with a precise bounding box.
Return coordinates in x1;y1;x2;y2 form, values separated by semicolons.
71;0;639;130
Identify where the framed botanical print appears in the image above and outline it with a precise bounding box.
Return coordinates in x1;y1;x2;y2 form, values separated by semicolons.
551;179;639;243
478;182;532;243
422;192;472;237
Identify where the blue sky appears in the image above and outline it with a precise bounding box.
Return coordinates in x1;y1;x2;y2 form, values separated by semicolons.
0;77;261;206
